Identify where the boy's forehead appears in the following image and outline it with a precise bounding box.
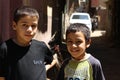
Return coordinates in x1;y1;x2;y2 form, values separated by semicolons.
67;31;85;37
21;15;38;19
66;32;86;41
15;16;38;25
19;16;38;21
67;31;83;35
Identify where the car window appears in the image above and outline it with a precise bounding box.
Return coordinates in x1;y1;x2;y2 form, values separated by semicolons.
72;15;89;20
72;15;80;19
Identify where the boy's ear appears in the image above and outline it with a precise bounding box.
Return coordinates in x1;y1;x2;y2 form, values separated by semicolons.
86;39;91;48
12;21;17;30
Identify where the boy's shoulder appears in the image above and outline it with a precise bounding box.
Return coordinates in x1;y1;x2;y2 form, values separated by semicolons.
88;54;101;66
0;39;10;57
32;39;46;45
0;41;7;51
0;38;15;46
31;39;48;48
0;39;11;49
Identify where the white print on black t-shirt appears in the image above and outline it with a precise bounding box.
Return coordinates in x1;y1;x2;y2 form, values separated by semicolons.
33;60;43;64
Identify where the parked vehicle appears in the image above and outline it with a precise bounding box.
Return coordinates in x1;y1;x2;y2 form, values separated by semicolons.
69;12;92;31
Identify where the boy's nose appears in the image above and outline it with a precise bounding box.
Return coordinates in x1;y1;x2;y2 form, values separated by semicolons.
27;26;32;32
72;43;77;47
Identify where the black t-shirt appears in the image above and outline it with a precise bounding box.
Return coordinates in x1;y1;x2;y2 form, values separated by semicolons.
0;39;53;80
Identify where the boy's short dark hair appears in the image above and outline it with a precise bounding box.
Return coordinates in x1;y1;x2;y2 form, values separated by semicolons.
13;6;39;23
66;23;91;42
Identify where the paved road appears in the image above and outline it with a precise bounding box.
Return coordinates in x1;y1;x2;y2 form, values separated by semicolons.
87;30;120;80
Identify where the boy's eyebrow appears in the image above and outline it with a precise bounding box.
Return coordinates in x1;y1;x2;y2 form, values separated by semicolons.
20;21;37;24
21;21;28;23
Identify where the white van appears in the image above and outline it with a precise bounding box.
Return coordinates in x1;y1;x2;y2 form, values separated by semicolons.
69;12;92;31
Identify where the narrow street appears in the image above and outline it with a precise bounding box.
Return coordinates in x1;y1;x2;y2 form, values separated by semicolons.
87;30;120;80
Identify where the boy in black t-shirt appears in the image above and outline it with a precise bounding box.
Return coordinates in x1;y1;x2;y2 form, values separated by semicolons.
0;6;53;80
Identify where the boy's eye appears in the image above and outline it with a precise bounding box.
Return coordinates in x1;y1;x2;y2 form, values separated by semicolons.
22;24;27;27
66;40;73;45
21;24;29;28
76;41;82;45
67;40;82;46
31;25;37;28
21;24;37;29
67;40;72;44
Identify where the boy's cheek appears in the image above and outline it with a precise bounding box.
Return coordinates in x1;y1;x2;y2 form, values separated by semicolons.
34;28;38;32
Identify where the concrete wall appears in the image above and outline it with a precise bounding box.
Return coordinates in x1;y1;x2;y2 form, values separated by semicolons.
0;0;24;42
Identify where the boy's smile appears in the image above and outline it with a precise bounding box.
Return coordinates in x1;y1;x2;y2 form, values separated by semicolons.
66;31;90;60
13;16;38;46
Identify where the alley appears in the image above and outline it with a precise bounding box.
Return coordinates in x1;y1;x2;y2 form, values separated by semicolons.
87;30;120;80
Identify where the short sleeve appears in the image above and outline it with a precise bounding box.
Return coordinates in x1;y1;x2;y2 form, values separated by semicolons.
42;42;53;64
0;42;7;77
88;55;105;80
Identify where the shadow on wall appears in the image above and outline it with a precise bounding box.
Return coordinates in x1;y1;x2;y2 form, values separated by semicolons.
36;0;55;33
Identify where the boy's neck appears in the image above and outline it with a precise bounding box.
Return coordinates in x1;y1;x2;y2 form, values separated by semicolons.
72;53;90;61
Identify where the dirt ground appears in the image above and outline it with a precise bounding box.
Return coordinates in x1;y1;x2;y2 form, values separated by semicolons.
87;30;120;80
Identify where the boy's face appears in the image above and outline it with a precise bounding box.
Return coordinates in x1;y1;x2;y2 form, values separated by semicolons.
66;31;91;60
12;16;38;44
